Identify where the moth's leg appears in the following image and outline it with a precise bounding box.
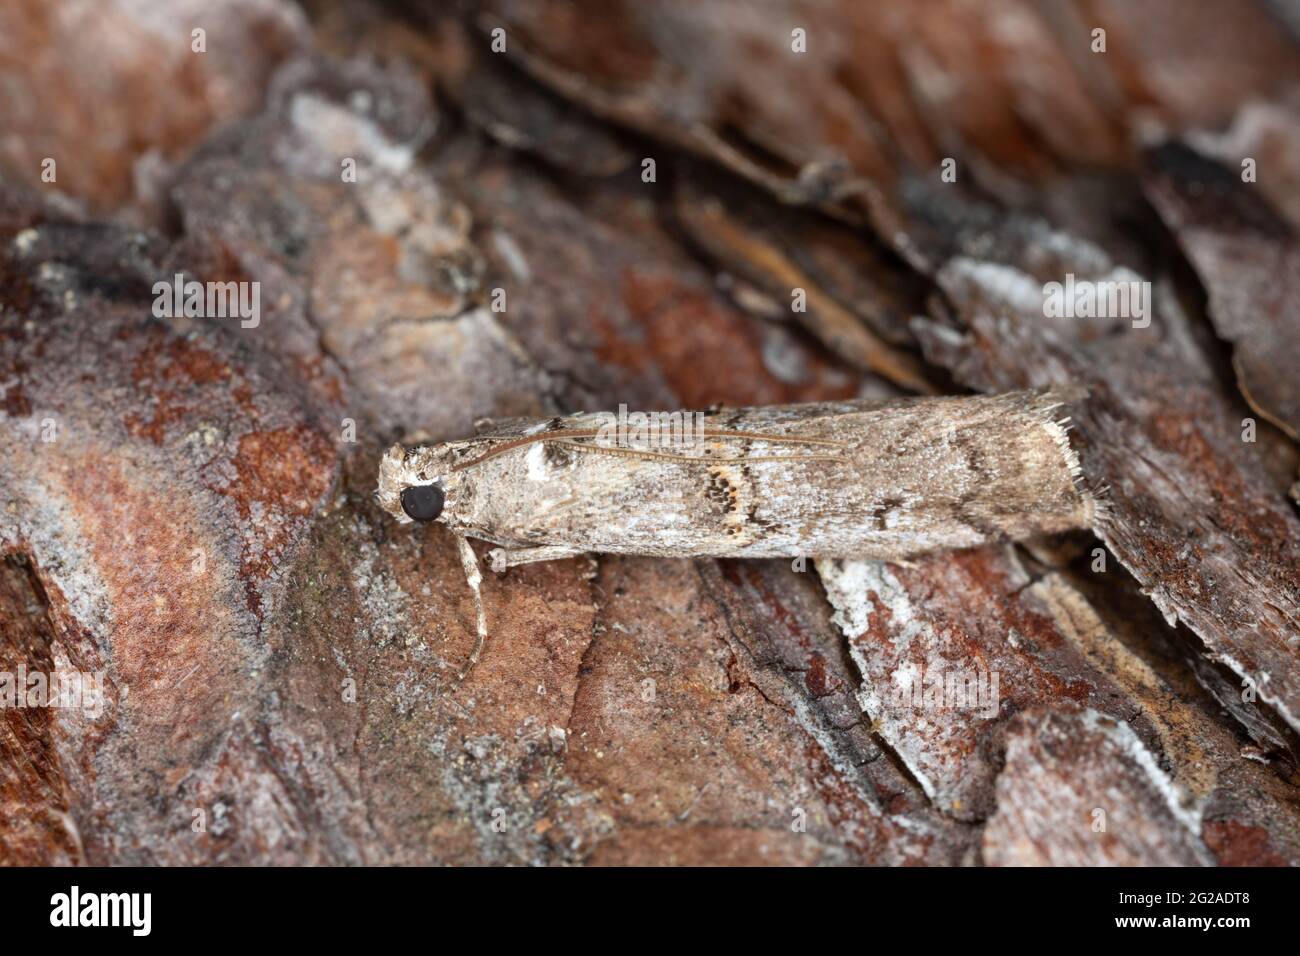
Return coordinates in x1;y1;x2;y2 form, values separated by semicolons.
452;535;489;688
487;544;584;573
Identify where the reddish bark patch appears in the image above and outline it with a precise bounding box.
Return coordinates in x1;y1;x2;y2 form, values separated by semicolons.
2;377;31;417
125;331;237;444
1202;819;1291;867
54;451;250;768
207;425;337;615
0;556;82;865
620;267;857;407
224;426;335;520
804;652;838;698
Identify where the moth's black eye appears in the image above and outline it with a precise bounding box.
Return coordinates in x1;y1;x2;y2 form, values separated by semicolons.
400;484;444;522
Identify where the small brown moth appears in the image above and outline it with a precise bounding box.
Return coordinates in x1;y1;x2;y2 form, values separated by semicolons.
376;388;1100;684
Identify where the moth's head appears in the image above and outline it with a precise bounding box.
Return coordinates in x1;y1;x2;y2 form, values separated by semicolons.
376;443;467;526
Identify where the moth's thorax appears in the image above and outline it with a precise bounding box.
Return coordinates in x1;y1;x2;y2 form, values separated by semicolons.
437;441;576;541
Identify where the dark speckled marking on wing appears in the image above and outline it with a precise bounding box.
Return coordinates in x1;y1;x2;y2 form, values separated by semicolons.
704;466;739;515
543;440;576;469
701;462;755;543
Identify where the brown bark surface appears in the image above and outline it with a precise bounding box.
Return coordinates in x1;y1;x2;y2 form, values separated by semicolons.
1;0;1297;865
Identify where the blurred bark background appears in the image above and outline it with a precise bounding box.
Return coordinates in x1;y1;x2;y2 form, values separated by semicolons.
1;0;1298;865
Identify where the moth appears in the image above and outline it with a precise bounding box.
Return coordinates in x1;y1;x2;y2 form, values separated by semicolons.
376;388;1100;685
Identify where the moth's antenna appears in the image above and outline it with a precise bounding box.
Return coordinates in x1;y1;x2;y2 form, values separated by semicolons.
548;440;846;465
451;427;845;472
447;534;488;692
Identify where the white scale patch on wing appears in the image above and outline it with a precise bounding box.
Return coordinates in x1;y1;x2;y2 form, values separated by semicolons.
525;442;549;482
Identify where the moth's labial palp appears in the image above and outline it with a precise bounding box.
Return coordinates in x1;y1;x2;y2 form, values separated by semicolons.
401;483;445;522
